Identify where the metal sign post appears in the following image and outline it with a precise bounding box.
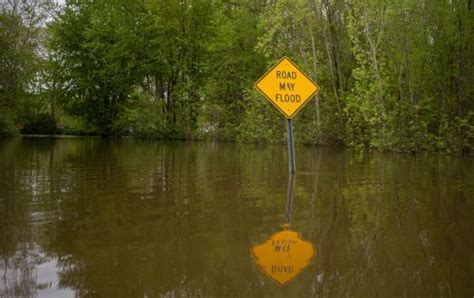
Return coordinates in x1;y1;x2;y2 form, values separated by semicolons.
254;56;320;175
286;119;295;174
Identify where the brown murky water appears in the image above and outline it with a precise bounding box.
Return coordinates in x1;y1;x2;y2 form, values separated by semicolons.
0;138;473;297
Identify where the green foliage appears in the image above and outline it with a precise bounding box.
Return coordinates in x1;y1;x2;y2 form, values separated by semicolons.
0;113;17;137
2;0;473;154
0;12;33;135
201;0;267;140
0;1;57;136
60;116;97;136
341;0;474;153
238;90;285;143
49;0;148;136
21;113;56;135
112;89;161;138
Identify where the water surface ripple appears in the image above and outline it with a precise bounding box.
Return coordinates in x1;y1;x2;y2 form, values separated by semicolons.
0;138;473;297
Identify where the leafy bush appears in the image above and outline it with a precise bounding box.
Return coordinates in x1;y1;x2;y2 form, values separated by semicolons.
0;113;18;137
112;90;162;138
21;113;56;135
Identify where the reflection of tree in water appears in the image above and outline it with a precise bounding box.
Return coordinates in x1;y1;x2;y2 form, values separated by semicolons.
297;151;474;297
32;142;283;296
0;139;58;297
0;248;52;297
0;140;473;296
73;144;299;295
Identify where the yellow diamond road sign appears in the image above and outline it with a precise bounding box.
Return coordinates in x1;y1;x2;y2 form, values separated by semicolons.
255;56;320;119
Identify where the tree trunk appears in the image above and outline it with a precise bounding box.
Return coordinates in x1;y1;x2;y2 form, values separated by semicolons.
308;16;321;141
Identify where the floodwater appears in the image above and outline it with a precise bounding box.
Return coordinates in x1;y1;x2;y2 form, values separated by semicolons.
0;138;473;297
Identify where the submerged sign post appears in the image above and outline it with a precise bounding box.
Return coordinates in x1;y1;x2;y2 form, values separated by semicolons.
255;57;320;174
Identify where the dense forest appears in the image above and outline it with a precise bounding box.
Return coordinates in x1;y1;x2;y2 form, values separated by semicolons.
1;0;473;153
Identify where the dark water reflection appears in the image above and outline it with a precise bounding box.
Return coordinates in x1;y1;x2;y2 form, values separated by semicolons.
0;138;473;297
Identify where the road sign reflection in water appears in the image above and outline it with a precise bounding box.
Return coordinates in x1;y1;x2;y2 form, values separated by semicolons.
251;229;316;285
251;175;316;286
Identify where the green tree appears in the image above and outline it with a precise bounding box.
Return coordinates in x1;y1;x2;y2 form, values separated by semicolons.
50;0;148;136
201;0;268;140
139;0;215;138
344;0;392;149
0;0;56;136
3;0;470;153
